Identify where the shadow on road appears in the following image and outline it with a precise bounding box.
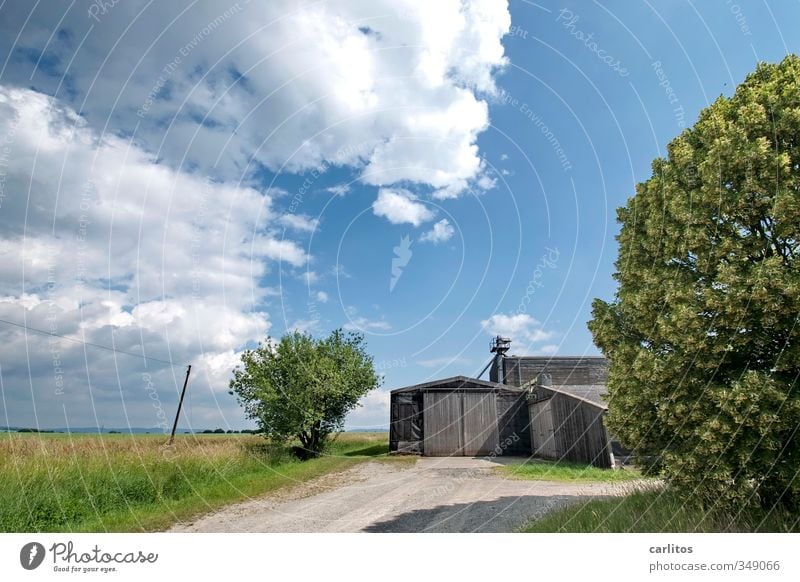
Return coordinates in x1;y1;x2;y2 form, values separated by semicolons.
362;494;586;533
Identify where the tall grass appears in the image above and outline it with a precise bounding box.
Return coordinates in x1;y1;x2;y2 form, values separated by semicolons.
522;488;800;533
0;431;392;532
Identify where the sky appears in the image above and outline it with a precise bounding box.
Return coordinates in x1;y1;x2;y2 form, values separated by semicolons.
0;0;799;431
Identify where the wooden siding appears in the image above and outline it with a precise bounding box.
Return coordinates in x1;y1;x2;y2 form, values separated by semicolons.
528;387;614;468
502;357;608;387
530;399;557;458
422;392;463;456
461;393;499;456
422;392;501;456
390;377;529;457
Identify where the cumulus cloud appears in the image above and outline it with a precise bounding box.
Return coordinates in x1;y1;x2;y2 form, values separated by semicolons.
372;188;435;227
289;318;321;335
343;307;392;332
315;291;329;303
0;1;510;198
0;0;512;429
419;219;455;244
326;184;350;197
0;85;302;428
346;389;390;429
279;213;319;233
481;313;553;344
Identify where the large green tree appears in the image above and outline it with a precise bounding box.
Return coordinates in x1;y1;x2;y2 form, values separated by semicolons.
229;329;381;458
590;55;800;510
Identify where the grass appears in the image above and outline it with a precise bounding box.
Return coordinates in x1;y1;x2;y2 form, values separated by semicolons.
522;488;800;533
497;459;646;483
0;431;399;532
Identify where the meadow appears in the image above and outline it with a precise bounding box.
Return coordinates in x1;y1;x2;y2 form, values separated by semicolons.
522;489;800;533
0;431;393;532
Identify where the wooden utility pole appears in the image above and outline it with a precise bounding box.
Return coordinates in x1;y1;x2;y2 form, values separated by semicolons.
168;365;191;445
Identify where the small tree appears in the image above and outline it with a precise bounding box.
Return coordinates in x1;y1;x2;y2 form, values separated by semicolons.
229;329;381;458
589;55;800;511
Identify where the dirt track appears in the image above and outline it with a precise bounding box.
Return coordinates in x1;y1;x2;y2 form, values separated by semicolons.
169;457;631;533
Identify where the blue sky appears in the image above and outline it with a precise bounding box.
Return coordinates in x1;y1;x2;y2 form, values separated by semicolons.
0;1;799;430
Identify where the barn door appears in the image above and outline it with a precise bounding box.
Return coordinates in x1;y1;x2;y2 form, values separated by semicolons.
531;399;557;459
461;393;499;456
423;392;463;456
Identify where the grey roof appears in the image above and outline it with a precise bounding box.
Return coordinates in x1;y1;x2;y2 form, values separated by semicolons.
390;375;525;394
524;380;608;408
504;355;607;361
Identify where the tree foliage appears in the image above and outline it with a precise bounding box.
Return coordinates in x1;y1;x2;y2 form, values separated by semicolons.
590;55;800;510
229;329;381;458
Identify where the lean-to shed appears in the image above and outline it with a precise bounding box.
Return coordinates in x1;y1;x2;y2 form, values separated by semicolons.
389;376;531;456
526;381;614;468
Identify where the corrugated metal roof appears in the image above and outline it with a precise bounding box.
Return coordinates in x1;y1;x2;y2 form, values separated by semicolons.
555;384;608;406
390;375;525;394
524;380;608;408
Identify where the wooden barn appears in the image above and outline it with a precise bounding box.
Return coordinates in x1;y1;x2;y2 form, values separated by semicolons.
489;346;614;468
389;338;615;466
389;376;531;456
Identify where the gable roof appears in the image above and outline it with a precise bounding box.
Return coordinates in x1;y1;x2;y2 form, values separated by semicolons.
390;375;524;394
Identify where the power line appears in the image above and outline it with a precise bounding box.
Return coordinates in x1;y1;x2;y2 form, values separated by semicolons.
0;317;181;367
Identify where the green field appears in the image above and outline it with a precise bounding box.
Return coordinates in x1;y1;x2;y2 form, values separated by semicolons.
0;431;398;533
497;459;645;483
522;488;800;533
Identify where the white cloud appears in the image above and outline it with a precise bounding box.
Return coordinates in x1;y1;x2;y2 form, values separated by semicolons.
0;1;510;198
481;313;553;344
0;85;300;428
476;174;497;191
257;239;309;267
419;219;455;244
344;317;392;332
326;184;350;197
346;389;390;429
372;188;435;227
538;344;559;355
0;0;513;429
279;213;319;233
300;270;321;285
289;318;321;335
315;291;329;303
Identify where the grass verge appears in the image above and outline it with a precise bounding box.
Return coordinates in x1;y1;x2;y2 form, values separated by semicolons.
522;488;800;532
0;431;399;532
497;459;645;483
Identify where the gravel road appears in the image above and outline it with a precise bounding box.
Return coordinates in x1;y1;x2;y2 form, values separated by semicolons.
169;457;628;533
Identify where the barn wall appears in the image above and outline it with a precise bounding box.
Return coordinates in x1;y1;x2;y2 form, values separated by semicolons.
391;385;531;457
528;388;613;468
423;392;464;455
550;393;613;468
503;357;608;387
496;392;532;455
461;392;500;456
529;398;557;459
